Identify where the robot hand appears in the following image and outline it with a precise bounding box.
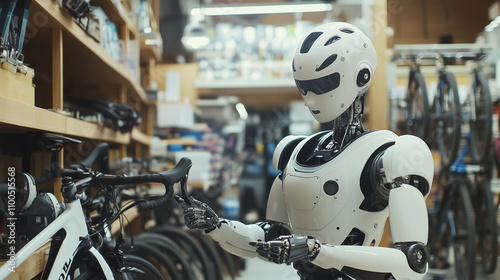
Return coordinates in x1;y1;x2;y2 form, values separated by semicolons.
249;235;321;265
174;195;219;233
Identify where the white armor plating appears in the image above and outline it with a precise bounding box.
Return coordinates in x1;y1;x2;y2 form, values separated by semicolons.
280;130;397;246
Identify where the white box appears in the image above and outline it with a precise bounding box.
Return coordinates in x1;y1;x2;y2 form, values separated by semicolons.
156;104;194;128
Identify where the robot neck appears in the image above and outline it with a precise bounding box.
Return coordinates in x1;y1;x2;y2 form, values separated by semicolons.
332;96;364;149
304;97;365;164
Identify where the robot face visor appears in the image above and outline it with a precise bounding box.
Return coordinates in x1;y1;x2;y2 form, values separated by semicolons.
295;72;340;96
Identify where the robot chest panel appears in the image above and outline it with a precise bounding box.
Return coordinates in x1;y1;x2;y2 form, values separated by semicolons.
282;156;365;230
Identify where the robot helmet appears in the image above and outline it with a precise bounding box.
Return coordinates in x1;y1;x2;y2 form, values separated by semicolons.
292;22;377;123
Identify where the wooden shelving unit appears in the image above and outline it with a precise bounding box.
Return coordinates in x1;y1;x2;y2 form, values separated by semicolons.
0;0;162;277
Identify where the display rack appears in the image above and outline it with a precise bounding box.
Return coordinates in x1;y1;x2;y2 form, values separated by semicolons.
392;43;493;63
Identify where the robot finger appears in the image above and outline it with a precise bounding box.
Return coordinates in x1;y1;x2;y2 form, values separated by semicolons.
174;195;189;210
249;241;270;249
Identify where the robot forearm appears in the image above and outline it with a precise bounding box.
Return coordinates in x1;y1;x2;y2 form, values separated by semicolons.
207;219;266;259
311;245;427;280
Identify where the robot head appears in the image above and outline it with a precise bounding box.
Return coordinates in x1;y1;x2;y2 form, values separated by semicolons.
292;22;377;123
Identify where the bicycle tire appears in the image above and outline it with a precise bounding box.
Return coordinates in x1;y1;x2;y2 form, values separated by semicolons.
434;71;461;169
191;230;227;280
134;232;197;280
121;239;181;280
405;70;430;141
148;225;215;280
450;181;476;280
113;254;164;280
469;70;493;164
473;180;498;274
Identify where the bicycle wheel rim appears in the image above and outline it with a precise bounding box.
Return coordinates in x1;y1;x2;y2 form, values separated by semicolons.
148;225;216;280
469;71;492;164
406;70;430;140
435;71;461;169
114;254;164;280
451;182;476;280
474;181;498;274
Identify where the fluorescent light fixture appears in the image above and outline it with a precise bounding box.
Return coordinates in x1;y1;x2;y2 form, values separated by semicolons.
191;2;332;16
235;103;248;120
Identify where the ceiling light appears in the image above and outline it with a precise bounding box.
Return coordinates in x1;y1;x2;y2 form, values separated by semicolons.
191;2;333;16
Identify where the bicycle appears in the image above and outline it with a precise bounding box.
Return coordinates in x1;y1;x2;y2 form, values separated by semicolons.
403;54;430;142
428;133;499;280
0;135;193;279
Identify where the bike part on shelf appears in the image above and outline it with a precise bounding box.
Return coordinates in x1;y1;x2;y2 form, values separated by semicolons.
405;69;430;141
67;98;142;133
0;0;31;66
434;71;461;169
62;0;91;19
469;70;492;164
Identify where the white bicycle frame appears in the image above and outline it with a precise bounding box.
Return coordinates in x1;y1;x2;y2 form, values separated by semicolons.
0;199;114;279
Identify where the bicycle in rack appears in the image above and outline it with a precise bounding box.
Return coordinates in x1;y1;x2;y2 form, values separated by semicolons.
0;134;194;279
404;54;430;142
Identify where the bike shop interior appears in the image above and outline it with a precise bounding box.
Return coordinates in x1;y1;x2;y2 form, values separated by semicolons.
1;0;500;280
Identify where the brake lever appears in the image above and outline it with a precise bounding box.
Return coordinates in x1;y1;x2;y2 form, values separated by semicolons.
179;173;192;206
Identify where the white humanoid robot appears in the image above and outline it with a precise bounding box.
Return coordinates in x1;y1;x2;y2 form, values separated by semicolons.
176;22;434;280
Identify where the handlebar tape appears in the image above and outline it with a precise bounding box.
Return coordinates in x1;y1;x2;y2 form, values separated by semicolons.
98;157;192;211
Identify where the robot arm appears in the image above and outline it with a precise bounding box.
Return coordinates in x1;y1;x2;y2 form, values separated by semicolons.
310;183;429;280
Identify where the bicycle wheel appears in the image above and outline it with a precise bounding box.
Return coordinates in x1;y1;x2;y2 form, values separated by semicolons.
135;232;197;280
472;180;498;274
405;70;430;140
434;71;461;169
469;70;492;164
450;181;476;280
113;254;164;280
148;225;216;280
121;239;181;280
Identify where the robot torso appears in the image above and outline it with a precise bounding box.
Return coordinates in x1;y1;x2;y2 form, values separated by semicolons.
280;130;399;246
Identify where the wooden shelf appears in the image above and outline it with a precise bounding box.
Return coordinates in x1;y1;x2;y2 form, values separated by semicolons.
165;138;206;147
0;242;51;280
0;96;130;144
31;0;147;103
131;129;153;146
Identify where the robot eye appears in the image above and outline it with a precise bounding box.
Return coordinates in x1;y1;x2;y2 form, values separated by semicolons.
300;32;323;54
316;54;338;72
295;72;341;95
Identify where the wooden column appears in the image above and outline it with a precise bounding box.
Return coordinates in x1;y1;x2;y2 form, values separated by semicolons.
52;28;64;200
368;0;389;130
52;28;63;110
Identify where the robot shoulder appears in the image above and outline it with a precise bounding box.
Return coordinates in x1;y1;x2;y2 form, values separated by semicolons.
272;135;307;172
382;134;434;197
